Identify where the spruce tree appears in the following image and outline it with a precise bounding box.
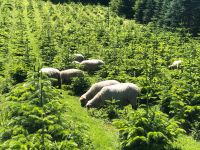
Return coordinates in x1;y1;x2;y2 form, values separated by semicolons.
160;0;200;35
134;0;146;23
110;0;136;19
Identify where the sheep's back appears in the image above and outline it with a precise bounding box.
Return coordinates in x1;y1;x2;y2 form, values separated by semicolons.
40;68;60;79
84;80;120;100
73;54;84;62
80;59;104;71
60;69;83;83
100;83;140;105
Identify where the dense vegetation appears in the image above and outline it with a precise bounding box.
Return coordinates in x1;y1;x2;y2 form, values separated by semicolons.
46;0;200;36
0;0;199;149
110;0;200;36
0;74;93;149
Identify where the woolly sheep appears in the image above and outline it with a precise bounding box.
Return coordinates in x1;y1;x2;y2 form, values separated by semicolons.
60;69;84;84
80;59;104;72
80;80;120;107
40;67;61;88
73;54;85;62
168;60;182;69
86;83;141;109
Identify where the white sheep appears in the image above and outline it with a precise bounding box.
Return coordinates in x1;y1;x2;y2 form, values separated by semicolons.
168;60;182;69
73;54;85;62
60;69;84;84
72;61;81;64
80;59;104;72
86;83;141;109
80;80;120;107
40;67;61;88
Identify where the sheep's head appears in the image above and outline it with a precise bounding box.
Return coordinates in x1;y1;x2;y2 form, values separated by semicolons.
80;95;88;107
86;101;92;108
168;65;172;69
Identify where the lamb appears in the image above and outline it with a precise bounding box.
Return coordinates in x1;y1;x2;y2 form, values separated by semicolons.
40;67;61;88
80;59;104;72
80;80;120;107
60;69;84;84
73;54;85;62
168;60;182;69
86;83;141;109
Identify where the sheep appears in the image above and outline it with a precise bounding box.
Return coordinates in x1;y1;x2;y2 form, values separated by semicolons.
60;69;84;84
40;67;61;88
73;54;84;62
168;60;182;69
86;83;141;109
80;80;120;107
72;61;81;64
80;59;104;72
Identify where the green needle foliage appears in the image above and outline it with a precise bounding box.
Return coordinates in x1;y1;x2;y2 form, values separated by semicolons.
113;107;185;150
0;71;93;149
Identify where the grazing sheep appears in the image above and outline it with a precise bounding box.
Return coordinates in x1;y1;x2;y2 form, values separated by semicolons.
80;80;120;107
168;60;182;69
73;54;84;62
60;69;84;84
80;59;104;72
40;67;61;88
72;61;80;64
86;83;141;109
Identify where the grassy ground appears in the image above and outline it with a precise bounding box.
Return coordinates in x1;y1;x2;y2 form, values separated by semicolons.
60;91;200;150
173;135;200;150
61;91;120;150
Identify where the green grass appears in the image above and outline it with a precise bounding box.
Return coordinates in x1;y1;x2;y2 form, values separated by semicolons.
174;135;200;150
61;91;120;150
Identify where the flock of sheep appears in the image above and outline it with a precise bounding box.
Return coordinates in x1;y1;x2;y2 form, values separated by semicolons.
40;53;183;109
40;54;104;86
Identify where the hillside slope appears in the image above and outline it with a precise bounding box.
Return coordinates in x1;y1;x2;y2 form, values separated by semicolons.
61;92;120;150
0;0;199;149
61;91;200;150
